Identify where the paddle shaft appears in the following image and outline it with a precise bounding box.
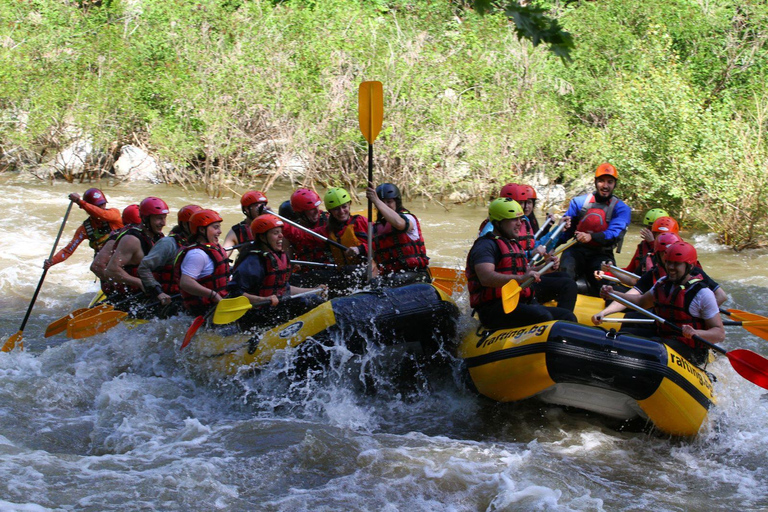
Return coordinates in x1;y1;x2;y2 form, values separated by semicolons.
16;201;74;333
606;264;640;280
530;236;576;266
367;142;374;283
271;212;348;252
607;292;726;355
290;260;338;268
533;217;554;241
520;261;556;289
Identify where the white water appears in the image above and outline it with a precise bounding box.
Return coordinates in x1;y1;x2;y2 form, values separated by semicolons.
1;180;767;511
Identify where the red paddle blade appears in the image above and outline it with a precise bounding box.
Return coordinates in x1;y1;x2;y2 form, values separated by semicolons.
180;316;205;350
727;349;768;390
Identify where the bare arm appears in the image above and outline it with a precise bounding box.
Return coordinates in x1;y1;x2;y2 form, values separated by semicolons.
105;236;144;290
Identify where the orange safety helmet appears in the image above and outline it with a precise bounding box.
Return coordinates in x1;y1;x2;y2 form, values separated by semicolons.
241;190;268;208
651;216;680;234
122;204;141;225
83;188;107;206
290;188;322;213
189;209;223;234
250;214;284;235
595;163;618;180
178;204;203;224
665;241;697;266
499;183;533;203
654;232;682;254
523;185;537;200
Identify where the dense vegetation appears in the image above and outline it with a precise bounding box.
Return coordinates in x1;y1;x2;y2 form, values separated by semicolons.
1;0;767;247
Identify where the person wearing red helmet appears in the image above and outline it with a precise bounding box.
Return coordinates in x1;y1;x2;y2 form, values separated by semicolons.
599;242;724;364
44;187;124;270
560;163;632;295
282;188;336;287
227;214;326;327
89;204;141;286
136;204;203;314
365;183;430;286
223;190;268;257
104;197;168;302
175;209;230;316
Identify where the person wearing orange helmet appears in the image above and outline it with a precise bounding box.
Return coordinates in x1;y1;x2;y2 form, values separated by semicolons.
228;214;326;327
223;190;269;256
559;163;631;295
104;197;169;303
44;188;124;270
90;204;141;286
600;241;724;365
175;209;231;316
136;204;203;314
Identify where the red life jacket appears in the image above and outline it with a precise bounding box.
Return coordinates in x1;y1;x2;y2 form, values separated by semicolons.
292;211;333;268
174;243;231;312
109;227;160;294
83;218;114;253
373;210;429;273
577;194;624;250
232;220;254;245
626;240;655;274
156;232;184;295
466;234;532;309
517;217;535;251
653;276;708;348
254;250;291;298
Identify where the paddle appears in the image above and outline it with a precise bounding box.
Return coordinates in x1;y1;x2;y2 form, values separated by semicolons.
271;212;349;252
44;308;91;338
66;310;129;340
530;236;577;266
533;217;554;241
502;261;556;314
359;80;383;284
290;260;338;268
605;264;640;280
180;314;207;350
607;292;768;390
3;201;74;352
212;289;325;325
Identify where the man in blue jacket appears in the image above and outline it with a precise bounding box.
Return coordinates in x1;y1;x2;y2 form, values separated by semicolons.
559;163;631;295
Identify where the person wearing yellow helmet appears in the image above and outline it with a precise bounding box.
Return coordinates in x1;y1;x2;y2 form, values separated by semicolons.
559;163;632;295
466;198;576;329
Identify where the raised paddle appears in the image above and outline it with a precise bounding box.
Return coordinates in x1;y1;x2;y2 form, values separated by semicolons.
212;289;325;325
607;292;768;390
358;80;384;284
3;201;74;352
502;261;556;314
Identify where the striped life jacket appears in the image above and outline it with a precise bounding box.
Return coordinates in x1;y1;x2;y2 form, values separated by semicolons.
293;211;333;267
328;215;367;266
373;210;429;273
84;218;114;253
254;250;291;298
467;234;532;309
517;217;535;251
653;276;707;348
174;243;230;313
109;227;160;294
156;232;184;295
232;220;254;246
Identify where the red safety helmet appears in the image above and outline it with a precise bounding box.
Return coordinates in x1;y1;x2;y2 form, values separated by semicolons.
178;204;203;224
523;185;537;200
83;188;107;206
651;216;680;234
190;209;223;234
139;197;170;218
665;241;698;266
595;163;618;180
241;190;268;209
250;214;284;235
290;188;322;213
122;204;141;225
499;183;519;199
654;232;682;254
499;183;533;203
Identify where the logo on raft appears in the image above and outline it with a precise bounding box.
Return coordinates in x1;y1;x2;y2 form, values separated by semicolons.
475;324;549;349
278;321;305;338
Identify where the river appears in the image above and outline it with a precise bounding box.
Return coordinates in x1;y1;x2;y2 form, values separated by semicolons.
0;179;766;511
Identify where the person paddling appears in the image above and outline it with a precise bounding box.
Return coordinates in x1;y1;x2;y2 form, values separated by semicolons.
599;241;724;365
104;197;169;307
559;163;631;295
466;198;576;330
366;183;430;287
44;188;123;270
136;204;203;316
175;209;230;316
228;214;326;328
223;190;268;257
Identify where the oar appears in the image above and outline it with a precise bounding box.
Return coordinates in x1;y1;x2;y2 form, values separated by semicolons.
3;201;74;352
44;308;91;338
530;236;577;266
597;274;622;284
605;264;640;280
359;80;384;284
180;314;208;350
607;292;768;390
502;261;556;313
290;260;338;268
533;217;554;241
212;289;325;325
271;212;348;252
66;310;129;340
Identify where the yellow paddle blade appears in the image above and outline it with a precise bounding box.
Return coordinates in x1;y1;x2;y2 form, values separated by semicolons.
88;290;108;307
66;310;128;339
71;304;114;321
1;332;23;352
212;296;253;325
358;81;383;144
45;308;90;337
501;279;522;314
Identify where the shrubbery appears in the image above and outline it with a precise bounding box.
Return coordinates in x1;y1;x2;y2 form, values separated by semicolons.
1;0;766;247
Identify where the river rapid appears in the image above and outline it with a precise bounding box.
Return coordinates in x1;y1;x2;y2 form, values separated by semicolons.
0;179;767;511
